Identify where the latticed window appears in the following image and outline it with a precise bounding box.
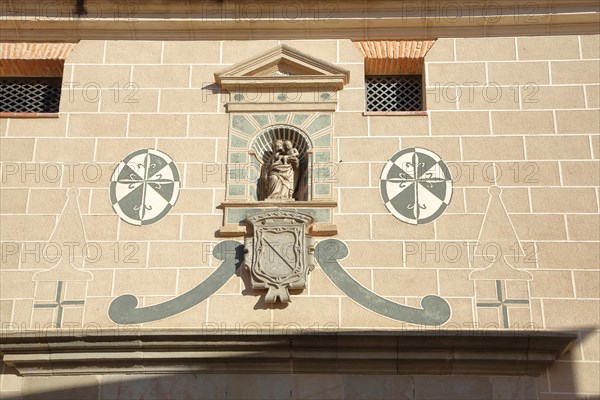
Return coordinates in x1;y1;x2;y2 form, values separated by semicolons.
365;75;423;112
0;77;62;113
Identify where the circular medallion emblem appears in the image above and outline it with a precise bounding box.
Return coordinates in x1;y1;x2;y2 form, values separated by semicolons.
110;149;180;226
380;147;452;225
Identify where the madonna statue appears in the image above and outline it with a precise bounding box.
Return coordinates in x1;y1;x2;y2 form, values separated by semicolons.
263;139;299;200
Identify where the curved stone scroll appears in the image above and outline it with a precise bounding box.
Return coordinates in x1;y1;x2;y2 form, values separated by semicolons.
316;239;451;326
109;241;243;324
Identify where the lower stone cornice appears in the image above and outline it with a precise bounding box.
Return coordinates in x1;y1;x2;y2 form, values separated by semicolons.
0;330;576;377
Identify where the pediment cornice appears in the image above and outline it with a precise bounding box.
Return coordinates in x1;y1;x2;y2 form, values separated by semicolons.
215;45;350;90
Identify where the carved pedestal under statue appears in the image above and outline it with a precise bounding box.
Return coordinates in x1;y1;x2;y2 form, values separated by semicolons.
243;210;315;303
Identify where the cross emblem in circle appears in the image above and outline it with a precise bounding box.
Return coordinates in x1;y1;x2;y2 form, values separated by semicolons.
380;147;453;225
110;149;180;226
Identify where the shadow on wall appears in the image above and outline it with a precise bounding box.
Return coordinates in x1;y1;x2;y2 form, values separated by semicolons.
0;368;542;400
0;329;596;400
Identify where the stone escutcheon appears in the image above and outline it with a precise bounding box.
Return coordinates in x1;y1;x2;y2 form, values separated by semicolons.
243;210;315;303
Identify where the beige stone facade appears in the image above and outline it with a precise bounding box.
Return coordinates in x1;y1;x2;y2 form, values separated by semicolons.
1;1;599;399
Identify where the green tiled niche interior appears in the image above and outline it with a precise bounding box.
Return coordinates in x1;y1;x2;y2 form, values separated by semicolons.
227;112;334;201
252;115;269;126
228;185;246;196
315;184;331;196
228;167;248;181
306;114;332;134
229;152;247;163
315;151;331;163
292;114;310;126
274;114;289;123
230;134;248;149
232;115;256;135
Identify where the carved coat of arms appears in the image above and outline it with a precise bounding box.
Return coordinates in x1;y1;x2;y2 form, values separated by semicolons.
243;211;315;303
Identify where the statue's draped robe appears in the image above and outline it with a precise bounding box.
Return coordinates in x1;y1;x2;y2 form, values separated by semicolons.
267;159;296;199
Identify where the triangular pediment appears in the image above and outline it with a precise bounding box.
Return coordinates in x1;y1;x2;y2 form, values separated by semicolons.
215;45;350;89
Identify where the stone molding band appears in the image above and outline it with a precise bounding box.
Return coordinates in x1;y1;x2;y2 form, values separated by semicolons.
2;1;599;41
0;331;577;376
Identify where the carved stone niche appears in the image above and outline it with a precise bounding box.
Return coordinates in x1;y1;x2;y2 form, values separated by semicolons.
243;210;315;303
215;44;349;238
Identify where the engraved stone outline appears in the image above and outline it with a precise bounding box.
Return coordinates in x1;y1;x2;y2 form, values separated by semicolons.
380;147;452;225
109;148;180;226
244;210;315;303
31;187;92;328
108;241;243;324
470;186;534;328
33;281;85;328
315;239;451;326
33;187;93;282
469;186;533;281
476;280;529;329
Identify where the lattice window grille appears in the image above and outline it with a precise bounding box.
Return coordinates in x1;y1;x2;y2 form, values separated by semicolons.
365;75;423;112
0;77;62;113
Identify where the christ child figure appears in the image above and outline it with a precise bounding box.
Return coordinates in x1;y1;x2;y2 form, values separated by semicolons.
282;140;299;166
